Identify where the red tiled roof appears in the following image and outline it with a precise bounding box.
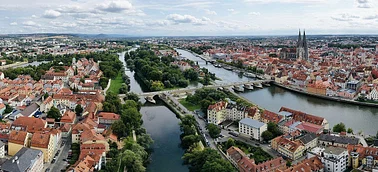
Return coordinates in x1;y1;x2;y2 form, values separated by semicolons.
12;117;46;133
97;112;120;120
31;132;50;148
8;130;27;145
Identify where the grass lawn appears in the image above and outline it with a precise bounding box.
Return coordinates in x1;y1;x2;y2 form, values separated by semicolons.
179;99;201;111
107;72;124;94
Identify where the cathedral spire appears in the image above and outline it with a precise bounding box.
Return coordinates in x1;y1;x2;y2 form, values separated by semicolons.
297;29;302;47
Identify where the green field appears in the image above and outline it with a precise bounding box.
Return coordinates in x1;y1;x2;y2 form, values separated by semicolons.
179;99;201;111
107;72;124;94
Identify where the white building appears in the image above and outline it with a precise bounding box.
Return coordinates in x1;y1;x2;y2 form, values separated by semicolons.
308;146;348;172
207;101;249;125
367;87;378;100
238;118;267;141
225;103;248;121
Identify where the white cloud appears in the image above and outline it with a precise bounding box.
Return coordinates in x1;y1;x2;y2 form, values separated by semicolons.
22;21;38;27
244;0;327;3
227;9;235;12
96;1;133;13
248;12;261;16
31;15;37;18
356;0;371;8
331;13;359;21
166;14;211;25
43;10;61;19
204;9;217;15
363;14;378;20
10;22;17;26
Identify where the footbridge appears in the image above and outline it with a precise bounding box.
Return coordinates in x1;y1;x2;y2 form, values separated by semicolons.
118;79;272;98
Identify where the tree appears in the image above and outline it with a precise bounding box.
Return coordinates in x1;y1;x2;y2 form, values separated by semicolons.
150;81;164;91
47;107;61;121
181;135;200;149
119;84;129;94
137;133;154;150
43;93;49;100
111;120;127;138
75;104;83;116
125;92;140;102
120;150;146;172
347;128;353;134
201;158;235;172
333;122;346;133
267;122;282;137
225;138;235;149
4;104;13;114
206;124;221;138
261;131;274;141
286;161;292;167
183;148;235;172
183;68;199;81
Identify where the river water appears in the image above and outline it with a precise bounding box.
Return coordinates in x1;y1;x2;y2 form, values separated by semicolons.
119;50;189;172
176;49;378;136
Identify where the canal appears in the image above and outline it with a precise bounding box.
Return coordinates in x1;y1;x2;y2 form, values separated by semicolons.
119;50;189;172
176;49;378;136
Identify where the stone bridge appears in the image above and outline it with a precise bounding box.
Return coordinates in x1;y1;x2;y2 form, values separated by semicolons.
118;79;272;98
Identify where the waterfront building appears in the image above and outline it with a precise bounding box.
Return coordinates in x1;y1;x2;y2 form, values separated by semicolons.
227;146;286;172
307;146;348;172
238;118;267;141
0;147;43;172
279;107;329;130
207;101;249;125
347;145;378;170
318;134;360;148
207;101;227;125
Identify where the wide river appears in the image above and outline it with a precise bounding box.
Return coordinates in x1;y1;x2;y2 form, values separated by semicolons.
177;49;378;136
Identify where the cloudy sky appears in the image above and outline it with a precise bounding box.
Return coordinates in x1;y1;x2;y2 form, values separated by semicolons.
0;0;378;36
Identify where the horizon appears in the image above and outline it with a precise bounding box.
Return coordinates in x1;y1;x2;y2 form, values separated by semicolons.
1;0;378;36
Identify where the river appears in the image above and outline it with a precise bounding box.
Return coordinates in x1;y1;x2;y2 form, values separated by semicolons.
176;49;378;136
119;50;189;172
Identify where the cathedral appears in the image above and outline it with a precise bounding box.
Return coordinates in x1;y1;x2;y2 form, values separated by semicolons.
296;30;309;61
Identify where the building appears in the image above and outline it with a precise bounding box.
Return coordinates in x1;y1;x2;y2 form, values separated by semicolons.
238;118;267;141
8;130;30;156
224;103;248;122
308;146;348;172
97;112;120;125
278;156;324;172
347;145;378;170
298;133;318;151
207;101;227;125
318;134;360;148
226;146;286;172
0;147;43;172
279;107;329;130
296;30;309;61
0;141;5;158
30;132;54;163
12;117;47;133
272;136;305;160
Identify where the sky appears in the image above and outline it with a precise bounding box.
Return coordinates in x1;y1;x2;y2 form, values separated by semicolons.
0;0;378;36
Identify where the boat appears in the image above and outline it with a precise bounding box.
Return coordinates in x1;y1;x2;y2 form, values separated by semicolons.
145;96;156;104
256;75;265;80
243;73;256;78
243;84;254;90
223;66;233;71
255;83;263;89
213;63;222;68
232;85;244;92
262;83;271;87
217;87;224;91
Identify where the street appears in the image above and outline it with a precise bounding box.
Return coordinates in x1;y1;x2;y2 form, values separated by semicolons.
44;136;72;172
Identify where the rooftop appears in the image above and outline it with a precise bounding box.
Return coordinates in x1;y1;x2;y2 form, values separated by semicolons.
0;147;43;172
239;118;265;128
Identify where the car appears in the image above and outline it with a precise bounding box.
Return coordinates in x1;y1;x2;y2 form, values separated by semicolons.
51;159;56;163
255;143;260;146
63;159;67;161
268;144;271;147
219;134;224;138
45;168;50;172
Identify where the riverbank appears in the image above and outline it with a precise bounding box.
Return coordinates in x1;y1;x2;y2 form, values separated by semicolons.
0;61;28;70
273;82;378;107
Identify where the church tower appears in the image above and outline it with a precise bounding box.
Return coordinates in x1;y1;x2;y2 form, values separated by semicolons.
296;29;309;61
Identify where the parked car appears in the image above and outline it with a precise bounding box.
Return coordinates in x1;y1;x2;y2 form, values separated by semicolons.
45;168;50;172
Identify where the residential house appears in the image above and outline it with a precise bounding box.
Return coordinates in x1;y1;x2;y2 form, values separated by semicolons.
272;136;305;160
279;107;329;130
40;96;53;113
97;112;120;125
308;146;348;172
60;110;77;124
298;133;318;151
8;130;30;156
207;101;227;125
30;132;54;163
347;145;378;170
238;118;267;141
12;117;47;133
318;134;360;148
0;147;43;172
277;156;324;172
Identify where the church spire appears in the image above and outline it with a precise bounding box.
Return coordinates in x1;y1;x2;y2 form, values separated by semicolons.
297;29;302;47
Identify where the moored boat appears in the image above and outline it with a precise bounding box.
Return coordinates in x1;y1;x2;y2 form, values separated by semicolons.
262;83;271;87
243;84;254;90
255;83;263;89
232;85;244;92
145;96;156;104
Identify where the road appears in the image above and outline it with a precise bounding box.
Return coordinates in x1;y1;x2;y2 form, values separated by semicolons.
49;136;72;172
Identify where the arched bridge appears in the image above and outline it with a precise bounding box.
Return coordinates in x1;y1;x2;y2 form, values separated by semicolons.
118;79;272;98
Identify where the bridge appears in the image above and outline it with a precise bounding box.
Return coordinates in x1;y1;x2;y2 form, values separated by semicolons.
118;79;272;98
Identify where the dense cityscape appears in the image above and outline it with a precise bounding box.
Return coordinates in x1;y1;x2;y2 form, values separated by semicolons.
0;33;376;172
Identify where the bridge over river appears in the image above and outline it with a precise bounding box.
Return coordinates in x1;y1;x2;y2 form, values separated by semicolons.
118;79;272;98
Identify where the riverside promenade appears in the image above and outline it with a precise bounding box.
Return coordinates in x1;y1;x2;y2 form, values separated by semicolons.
273;82;378;107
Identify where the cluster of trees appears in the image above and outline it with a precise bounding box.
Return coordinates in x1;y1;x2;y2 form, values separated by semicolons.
261;122;283;142
188;46;212;55
221;138;272;164
125;50;199;91
333;122;354;134
206;124;221;138
179;116;235;172
47;107;61;121
101;92;153;172
185;88;227;117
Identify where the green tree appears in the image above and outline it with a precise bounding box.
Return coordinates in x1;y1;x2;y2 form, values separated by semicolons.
125;92;140;102
333;122;346;133
47;107;61;121
206;124;221;138
181;135;201;149
286;161;292;167
137;133;154;150
347;128;353;134
150;81;164;91
75;104;83;116
261;131;274;141
183;148;235;172
267;122;282;137
225;138;235;149
201;158;235;172
120;150;146;172
111;120;127;138
43;93;49;100
119;84;129;94
183;68;199;81
4;104;13;114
